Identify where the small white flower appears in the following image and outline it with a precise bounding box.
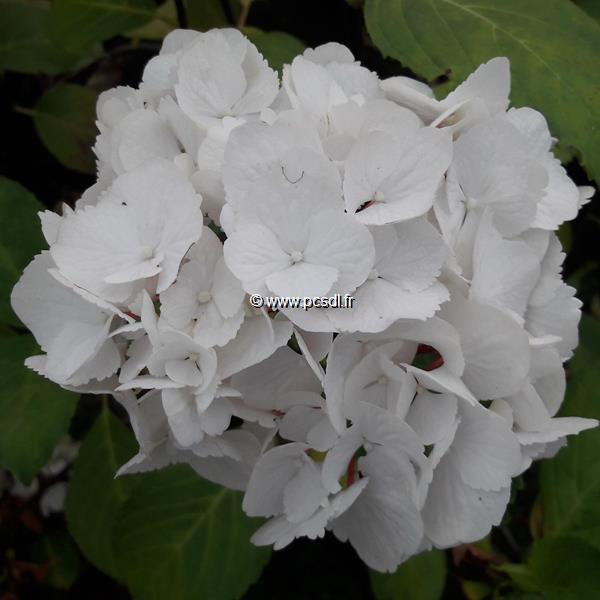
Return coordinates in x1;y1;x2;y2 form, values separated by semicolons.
50;159;203;305
175;28;279;126
160;227;245;347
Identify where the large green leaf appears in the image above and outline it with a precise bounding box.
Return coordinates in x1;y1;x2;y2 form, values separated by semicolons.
49;0;160;53
20;84;98;174
526;537;600;599
65;406;139;578
0;334;77;483
245;30;306;72
540;316;600;547
370;550;446;600
364;0;600;181
0;0;95;74
114;464;271;600
0;177;46;327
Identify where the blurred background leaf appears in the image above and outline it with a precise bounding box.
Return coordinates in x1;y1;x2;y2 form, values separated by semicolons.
0;177;45;326
17;83;98;174
0;0;98;74
32;530;84;590
0;334;77;483
48;0;165;54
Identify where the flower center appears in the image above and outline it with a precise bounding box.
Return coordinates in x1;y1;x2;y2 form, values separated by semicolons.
377;375;388;385
141;245;154;260
290;250;304;263
197;291;212;304
373;190;385;202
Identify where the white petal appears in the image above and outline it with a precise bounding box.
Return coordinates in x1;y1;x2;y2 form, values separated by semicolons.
441;296;531;400
217;313;293;379
444;57;510;117
406;392;458;446
161;387;204;447
303;210;375;293
231;345;321;410
11;252;114;382
242;442;307;517
344;129;452;225
224;224;290;292
451;402;521;491
283;457;328;523
266;261;339;298
332;447;423;572
471;211;540;317
422;456;510;548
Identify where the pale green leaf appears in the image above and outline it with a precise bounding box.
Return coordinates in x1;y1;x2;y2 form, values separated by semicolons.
65;406;139;578
540;316;600;548
20;84;98;174
114;464;271;600
370;550;446;600
0;334;77;483
0;177;45;327
49;0;160;53
364;0;600;181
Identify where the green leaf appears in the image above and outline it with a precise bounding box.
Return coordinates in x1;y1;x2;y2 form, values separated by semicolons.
0;177;45;327
65;406;139;578
370;550;446;600
187;0;229;31
19;84;98;174
364;0;600;181
526;537;600;598
32;530;83;590
49;0;160;53
114;464;271;600
540;316;600;548
245;30;306;72
0;0;96;74
0;334;77;483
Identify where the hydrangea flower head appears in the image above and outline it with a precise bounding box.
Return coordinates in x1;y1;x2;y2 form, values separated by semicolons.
10;29;597;573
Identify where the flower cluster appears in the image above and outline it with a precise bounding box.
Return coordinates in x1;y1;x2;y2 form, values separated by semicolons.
11;28;597;571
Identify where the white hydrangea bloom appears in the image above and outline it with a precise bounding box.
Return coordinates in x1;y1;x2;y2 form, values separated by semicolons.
10;30;597;574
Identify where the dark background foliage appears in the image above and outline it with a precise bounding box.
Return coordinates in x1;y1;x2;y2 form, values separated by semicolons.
1;1;599;599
